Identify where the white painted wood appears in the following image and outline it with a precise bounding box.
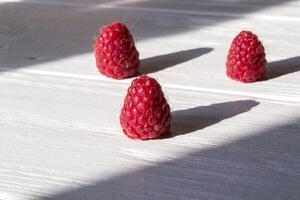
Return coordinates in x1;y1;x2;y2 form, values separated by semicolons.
0;0;300;200
1;0;300;102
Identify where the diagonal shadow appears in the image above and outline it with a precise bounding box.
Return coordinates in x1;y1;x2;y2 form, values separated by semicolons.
141;47;213;74
171;100;259;137
267;56;300;80
40;117;300;200
0;0;296;73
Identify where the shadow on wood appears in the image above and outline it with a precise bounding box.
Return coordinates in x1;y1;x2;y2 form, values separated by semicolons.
0;0;295;72
171;100;259;137
140;47;213;74
40;116;300;200
267;56;300;80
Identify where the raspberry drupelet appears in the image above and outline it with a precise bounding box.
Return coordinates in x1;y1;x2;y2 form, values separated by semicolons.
120;76;171;140
226;31;267;83
94;22;140;79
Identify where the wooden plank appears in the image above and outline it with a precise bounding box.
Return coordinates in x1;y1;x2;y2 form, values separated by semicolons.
0;71;299;199
0;0;300;199
1;0;300;102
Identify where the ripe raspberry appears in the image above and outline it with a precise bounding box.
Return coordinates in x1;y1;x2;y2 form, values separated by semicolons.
226;31;267;83
120;76;171;140
94;22;140;79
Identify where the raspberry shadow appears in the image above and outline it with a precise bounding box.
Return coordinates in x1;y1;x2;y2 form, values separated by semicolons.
140;47;213;74
266;56;300;80
171;100;259;137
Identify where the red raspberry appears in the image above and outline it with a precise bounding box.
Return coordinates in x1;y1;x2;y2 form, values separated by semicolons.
94;22;140;79
120;76;171;140
226;31;267;83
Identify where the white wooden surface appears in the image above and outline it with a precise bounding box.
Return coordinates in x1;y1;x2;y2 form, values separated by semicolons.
0;0;300;199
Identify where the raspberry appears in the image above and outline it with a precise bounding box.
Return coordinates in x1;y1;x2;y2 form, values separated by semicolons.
120;76;171;140
226;31;267;83
94;22;140;79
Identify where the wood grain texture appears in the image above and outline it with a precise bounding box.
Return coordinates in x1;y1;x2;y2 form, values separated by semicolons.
0;0;300;199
